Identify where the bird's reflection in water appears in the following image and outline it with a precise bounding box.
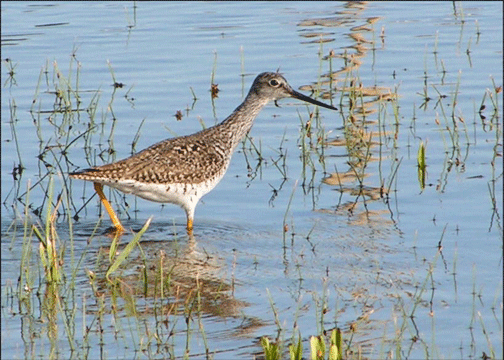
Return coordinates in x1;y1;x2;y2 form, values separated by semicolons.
90;231;265;337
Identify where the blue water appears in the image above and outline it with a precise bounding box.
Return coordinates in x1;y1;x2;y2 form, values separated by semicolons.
2;2;502;359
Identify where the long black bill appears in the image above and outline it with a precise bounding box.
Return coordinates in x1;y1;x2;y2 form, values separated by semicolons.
290;89;338;111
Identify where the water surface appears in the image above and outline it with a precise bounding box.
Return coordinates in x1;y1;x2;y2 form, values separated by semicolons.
2;2;502;359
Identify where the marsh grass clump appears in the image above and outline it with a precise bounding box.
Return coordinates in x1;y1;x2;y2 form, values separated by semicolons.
32;178;64;284
260;328;344;360
11;176;81;357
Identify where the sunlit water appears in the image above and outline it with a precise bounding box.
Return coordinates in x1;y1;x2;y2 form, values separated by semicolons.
2;2;502;359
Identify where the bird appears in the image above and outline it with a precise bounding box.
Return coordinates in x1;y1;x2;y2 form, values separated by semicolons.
69;72;338;234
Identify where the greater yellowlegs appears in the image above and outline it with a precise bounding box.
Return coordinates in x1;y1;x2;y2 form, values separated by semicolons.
70;72;337;234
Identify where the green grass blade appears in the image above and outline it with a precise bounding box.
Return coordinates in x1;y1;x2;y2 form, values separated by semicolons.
106;217;152;281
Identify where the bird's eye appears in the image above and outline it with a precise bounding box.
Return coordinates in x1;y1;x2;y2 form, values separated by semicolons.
269;79;280;87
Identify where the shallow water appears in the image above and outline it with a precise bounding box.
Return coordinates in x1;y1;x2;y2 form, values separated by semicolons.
2;2;502;359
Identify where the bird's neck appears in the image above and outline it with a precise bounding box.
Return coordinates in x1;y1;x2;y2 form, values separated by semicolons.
217;91;270;150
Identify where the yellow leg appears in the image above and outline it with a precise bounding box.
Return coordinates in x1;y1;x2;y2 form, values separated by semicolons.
186;216;194;235
93;182;125;233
